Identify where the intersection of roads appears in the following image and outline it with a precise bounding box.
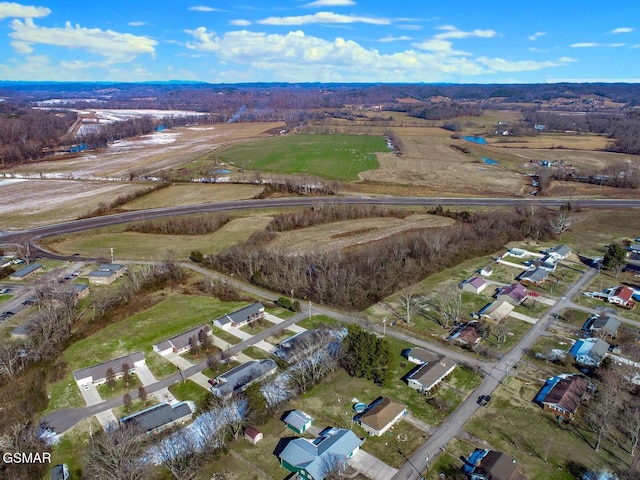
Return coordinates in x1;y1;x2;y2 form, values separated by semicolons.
2;195;638;479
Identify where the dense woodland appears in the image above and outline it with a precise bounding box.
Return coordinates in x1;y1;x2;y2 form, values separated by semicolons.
208;205;555;310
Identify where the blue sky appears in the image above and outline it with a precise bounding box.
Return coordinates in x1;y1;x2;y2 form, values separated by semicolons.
0;0;638;83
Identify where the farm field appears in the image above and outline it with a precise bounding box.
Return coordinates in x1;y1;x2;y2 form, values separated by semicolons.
0;179;150;229
268;213;455;254
43;215;273;260
215;133;386;181
121;183;264;210
3;121;284;180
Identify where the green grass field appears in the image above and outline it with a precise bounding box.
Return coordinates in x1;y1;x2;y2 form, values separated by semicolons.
216;133;386;181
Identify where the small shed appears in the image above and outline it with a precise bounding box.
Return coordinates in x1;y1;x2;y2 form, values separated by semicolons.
283;409;313;434
479;266;493;277
244;426;263;445
462;277;486;294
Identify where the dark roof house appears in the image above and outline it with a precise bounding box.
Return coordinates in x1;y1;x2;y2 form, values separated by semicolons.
210;359;277;397
120;401;193;435
463;449;527;480
73;351;145;385
495;283;528;306
534;374;590;420
213;302;265;330
547;245;572;260
153;324;212;355
586;315;621;338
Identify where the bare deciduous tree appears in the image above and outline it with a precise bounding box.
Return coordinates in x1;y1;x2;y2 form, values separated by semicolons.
431;286;462;330
549;210;573;241
84;424;148;480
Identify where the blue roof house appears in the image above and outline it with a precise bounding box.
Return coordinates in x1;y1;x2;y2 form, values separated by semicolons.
569;338;609;367
279;427;363;480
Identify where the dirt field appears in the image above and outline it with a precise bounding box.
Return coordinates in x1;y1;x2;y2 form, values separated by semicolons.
357;127;527;196
0;179;150;229
3;122;284;180
268;214;455;254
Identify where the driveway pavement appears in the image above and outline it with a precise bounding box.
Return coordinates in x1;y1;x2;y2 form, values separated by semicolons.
189;372;213;391
350;449;398;480
135;363;159;386
163;352;194;371
79;382;102;406
95;409;118;432
509;311;538;324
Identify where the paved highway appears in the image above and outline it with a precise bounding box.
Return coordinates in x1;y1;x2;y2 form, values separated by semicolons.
392;265;598;480
2;195;640;245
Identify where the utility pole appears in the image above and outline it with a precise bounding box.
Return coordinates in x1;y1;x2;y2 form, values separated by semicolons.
110;247;114;264
308;300;312;319
383;317;387;336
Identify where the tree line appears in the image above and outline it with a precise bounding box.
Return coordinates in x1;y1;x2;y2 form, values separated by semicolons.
207;207;555;310
125;213;230;235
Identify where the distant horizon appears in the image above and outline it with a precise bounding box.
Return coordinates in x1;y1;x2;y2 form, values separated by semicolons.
0;1;638;83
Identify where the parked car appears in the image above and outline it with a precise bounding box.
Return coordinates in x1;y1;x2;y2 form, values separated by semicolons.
477;395;491;406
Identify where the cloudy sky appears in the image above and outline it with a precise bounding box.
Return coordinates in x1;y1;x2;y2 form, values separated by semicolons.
0;0;638;83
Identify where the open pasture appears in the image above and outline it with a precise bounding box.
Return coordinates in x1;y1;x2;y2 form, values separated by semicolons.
357;126;527;196
269;213;455;255
0;178;150;229
215;133;386;181
44;215;273;260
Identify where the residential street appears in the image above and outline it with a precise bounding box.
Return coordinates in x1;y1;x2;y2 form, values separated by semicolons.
392;265;598;480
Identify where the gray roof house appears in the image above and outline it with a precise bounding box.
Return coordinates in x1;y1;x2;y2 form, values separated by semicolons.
586;315;621;338
478;301;514;323
569;338;610;367
406;355;457;394
120;401;193;435
279;427;363;480
213;302;265;330
547;245;572;260
210;359;277;397
284;409;314;434
88;263;126;285
8;262;43;280
73;351;145;385
518;267;547;286
403;347;441;365
153;324;212;356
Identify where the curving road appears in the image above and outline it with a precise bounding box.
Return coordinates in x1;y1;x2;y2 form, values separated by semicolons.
2;195;640;245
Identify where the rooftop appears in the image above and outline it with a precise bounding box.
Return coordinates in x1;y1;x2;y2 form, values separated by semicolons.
120;402;192;433
213;302;264;327
498;283;528;303
358;397;407;431
211;359;276;397
535;374;589;415
284;410;313;430
9;262;43;278
73;351;145;383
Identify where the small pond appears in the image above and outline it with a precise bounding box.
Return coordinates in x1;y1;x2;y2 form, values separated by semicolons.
481;157;499;165
462;136;487;145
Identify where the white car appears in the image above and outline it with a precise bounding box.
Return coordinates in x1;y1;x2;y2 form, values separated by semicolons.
83;384;90;391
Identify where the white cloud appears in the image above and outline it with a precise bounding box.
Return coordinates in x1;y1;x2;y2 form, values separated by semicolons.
128;21;147;27
0;1;50;20
230;19;251;27
188;6;224;12
571;42;626;47
612;27;633;34
378;35;411;43
185;28;569;82
257;11;390;26
413;38;469;55
528;31;546;41
304;0;356;6
10;40;31;53
9;18;157;62
435;25;496;39
477;56;575;72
